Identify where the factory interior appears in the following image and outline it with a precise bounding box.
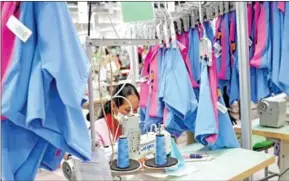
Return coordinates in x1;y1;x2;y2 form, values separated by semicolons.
1;1;289;181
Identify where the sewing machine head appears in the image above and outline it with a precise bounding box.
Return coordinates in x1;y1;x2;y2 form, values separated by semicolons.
258;93;288;128
104;115;172;161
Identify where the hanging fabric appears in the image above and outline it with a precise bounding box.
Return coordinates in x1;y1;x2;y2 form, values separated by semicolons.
254;2;271;102
218;13;231;88
278;2;289;94
270;2;284;94
194;60;218;145
228;11;240;106
2;2;91;180
1;2;20;121
160;45;198;136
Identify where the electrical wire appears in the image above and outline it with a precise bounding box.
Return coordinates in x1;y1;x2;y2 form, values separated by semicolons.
87;2;92;36
106;2;136;99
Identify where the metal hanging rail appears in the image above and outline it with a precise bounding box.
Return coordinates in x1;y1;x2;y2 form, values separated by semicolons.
87;38;160;47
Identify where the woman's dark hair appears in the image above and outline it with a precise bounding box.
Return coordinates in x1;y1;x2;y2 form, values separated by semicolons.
86;83;139;122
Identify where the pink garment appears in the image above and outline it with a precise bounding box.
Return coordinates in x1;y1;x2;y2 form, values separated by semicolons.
177;42;198;88
250;2;269;68
230;13;236;65
1;2;19;84
91;118;113;147
219;16;229;80
204;25;223;144
1;2;20;121
139;45;160;108
252;2;261;47
278;2;285;13
148;45;161;117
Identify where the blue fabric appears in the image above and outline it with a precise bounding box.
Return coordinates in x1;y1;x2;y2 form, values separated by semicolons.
2;2;91;180
143;98;163;132
2;120;39;181
257;2;271;101
209;95;240;150
14;138;48;181
166;138;185;172
228;11;240;105
278;2;289;94
189;28;201;83
156;48;165;118
194;61;218;146
204;22;214;43
164;111;188;138
222;13;231;82
270;2;283;93
159;47;198;120
160;46;198;136
40;145;64;171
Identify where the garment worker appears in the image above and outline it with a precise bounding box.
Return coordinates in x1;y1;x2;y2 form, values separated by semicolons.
86;83;140;147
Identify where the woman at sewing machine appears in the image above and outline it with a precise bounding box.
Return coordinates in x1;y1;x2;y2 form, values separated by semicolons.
87;83;140;147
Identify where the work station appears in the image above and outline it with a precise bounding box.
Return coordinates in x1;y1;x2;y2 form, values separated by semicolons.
2;1;289;181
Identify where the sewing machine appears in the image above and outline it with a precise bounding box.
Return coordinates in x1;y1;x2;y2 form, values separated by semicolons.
258;93;288;128
104;115;172;161
62;115;172;181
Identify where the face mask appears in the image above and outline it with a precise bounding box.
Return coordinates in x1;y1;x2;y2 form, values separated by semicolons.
113;112;125;125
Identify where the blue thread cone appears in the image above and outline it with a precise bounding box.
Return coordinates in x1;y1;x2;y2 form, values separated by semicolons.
117;136;130;168
155;134;167;166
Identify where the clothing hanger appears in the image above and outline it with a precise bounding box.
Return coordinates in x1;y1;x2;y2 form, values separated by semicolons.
198;2;212;66
223;1;230;14
191;9;197;28
164;2;177;48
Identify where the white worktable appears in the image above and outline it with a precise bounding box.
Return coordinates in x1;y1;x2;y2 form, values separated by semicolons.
234;118;289;180
36;143;275;181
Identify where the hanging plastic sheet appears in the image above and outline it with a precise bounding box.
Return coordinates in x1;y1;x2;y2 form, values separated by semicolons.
278;2;289;94
2;2;91;180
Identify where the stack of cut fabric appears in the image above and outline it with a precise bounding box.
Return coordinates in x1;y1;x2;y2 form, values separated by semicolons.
1;2;91;181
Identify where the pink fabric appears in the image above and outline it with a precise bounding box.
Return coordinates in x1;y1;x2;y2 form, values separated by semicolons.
278;2;285;13
148;45;161;117
1;2;19;84
218;16;229;80
230;13;236;65
139;46;160;108
252;3;261;47
250;2;267;68
204;24;223;144
163;107;168;125
1;2;20;121
177;42;198;88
